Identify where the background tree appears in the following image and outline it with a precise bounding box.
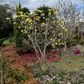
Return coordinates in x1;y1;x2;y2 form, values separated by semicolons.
0;4;14;39
56;0;81;47
21;7;30;14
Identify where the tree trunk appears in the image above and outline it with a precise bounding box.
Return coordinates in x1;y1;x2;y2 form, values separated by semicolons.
64;41;67;51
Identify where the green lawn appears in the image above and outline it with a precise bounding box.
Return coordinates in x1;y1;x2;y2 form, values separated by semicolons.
0;37;15;46
56;56;84;72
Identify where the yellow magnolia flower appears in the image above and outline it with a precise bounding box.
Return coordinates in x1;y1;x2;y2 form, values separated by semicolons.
26;18;32;23
36;18;39;21
53;39;55;42
48;9;52;12
65;29;67;32
59;33;62;35
49;12;51;15
52;44;55;47
19;11;23;14
18;26;20;29
36;16;40;21
55;42;58;45
61;20;64;25
20;14;25;17
41;13;45;16
62;27;65;29
14;15;20;19
35;29;37;32
21;30;23;33
58;39;60;42
41;23;45;27
13;22;16;24
21;21;24;24
26;18;29;22
53;17;55;20
50;38;53;41
37;10;43;13
55;10;58;14
29;20;32;23
30;22;33;25
61;42;64;45
6;17;10;20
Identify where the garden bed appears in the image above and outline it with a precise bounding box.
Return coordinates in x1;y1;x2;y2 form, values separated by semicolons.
1;45;84;84
1;45;61;84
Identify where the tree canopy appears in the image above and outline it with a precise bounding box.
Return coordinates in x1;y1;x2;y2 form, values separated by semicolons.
0;4;14;38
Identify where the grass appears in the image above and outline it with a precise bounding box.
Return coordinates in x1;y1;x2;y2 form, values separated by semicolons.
0;37;9;45
1;37;15;46
56;56;84;72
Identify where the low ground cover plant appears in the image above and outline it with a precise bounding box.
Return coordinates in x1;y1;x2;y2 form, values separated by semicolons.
32;62;84;84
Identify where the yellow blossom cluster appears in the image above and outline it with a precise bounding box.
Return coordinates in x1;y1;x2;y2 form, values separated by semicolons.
14;6;69;50
35;16;40;21
14;15;21;19
26;18;33;23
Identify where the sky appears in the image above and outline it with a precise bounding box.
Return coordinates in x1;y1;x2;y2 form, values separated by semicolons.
0;0;84;12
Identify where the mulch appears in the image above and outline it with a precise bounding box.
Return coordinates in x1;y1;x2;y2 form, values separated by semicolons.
2;45;61;66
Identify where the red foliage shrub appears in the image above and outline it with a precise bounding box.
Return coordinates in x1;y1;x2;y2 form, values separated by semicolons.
73;48;81;55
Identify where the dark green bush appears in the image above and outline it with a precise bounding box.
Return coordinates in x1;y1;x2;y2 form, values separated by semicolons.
14;27;22;48
71;34;80;46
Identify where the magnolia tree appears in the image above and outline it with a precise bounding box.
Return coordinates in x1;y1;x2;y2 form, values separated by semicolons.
14;6;68;70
